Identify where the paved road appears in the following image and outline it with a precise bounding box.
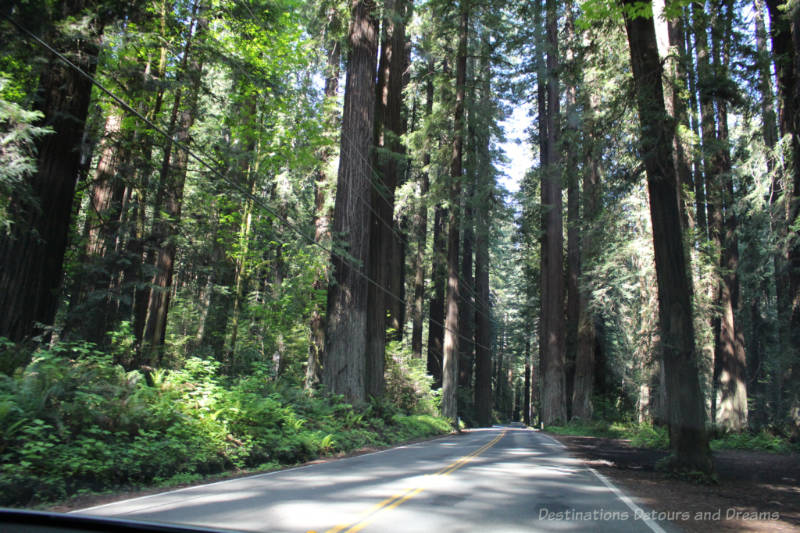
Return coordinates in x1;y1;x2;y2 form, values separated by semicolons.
76;426;678;532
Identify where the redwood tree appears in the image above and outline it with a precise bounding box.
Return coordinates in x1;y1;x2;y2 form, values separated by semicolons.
622;1;712;473
323;0;379;404
0;2;106;342
142;5;206;361
441;1;469;422
366;0;409;398
539;0;567;425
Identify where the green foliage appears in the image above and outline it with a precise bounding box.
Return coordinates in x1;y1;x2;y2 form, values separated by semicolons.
577;0;693;29
545;419;623;438
0;343;450;507
548;419;799;454
0;78;51;235
710;429;799;454
576;0;650;30
545;419;668;449
384;342;439;415
628;424;669;449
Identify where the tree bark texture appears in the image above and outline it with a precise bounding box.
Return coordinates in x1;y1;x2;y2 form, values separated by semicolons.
473;39;493;428
564;5;580;419
427;205;447;387
539;0;567;425
572;56;601;421
458;173;475;390
66;111;130;344
142;7;206;361
323;0;379;405
653;0;694;231
623;3;712;472
441;3;468;422
411;60;434;360
765;0;800;436
524;340;532;426
687;6;709;240
0;3;102;341
366;0;408;398
710;1;748;431
131;14;169;350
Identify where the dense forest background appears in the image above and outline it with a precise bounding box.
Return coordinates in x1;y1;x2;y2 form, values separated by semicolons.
0;0;799;504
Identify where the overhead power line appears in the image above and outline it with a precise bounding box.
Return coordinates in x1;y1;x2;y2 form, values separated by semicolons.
3;12;497;353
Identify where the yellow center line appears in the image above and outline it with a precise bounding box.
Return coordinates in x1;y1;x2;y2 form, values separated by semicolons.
318;430;507;533
321;490;414;533
438;432;504;476
344;487;425;533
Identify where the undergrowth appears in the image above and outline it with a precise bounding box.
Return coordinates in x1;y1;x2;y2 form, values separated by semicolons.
545;419;799;454
0;342;451;507
710;429;798;454
544;420;669;449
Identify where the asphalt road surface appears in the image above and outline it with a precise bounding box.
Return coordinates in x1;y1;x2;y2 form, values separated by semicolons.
76;426;679;532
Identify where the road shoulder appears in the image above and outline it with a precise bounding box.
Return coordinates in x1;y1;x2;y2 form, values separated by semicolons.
546;432;800;532
49;431;459;515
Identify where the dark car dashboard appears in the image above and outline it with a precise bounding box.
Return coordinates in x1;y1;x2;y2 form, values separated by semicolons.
0;509;236;533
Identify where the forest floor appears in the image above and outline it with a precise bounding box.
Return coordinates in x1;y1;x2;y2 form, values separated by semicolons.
548;432;800;532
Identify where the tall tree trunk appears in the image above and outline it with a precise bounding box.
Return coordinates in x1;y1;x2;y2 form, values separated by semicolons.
366;0;408;398
459;172;475;390
323;0;379;405
411;59;434;360
693;1;716;249
710;0;748;431
493;320;506;415
687;7;709;240
66;110;130;344
694;1;722;423
765;0;800;437
131;0;170;350
564;4;580;419
653;0;694;231
307;12;341;389
474;202;491;425
755;0;779;157
384;3;413;343
227;177;257;365
623;1;712;473
752;0;778;422
427;205;446;387
85;113;127;263
539;0;567;425
524;340;532;426
441;2;469;422
142;6;206;361
473;38;493;428
0;4;103;342
572;39;601;420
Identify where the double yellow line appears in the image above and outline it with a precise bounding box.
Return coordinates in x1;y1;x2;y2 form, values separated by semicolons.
316;430;507;533
434;430;505;476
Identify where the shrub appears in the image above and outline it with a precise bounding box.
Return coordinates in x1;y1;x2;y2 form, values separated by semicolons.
710;429;797;454
0;341;451;507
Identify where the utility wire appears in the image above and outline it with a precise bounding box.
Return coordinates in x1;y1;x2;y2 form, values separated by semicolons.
218;0;497;325
3;12;495;353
